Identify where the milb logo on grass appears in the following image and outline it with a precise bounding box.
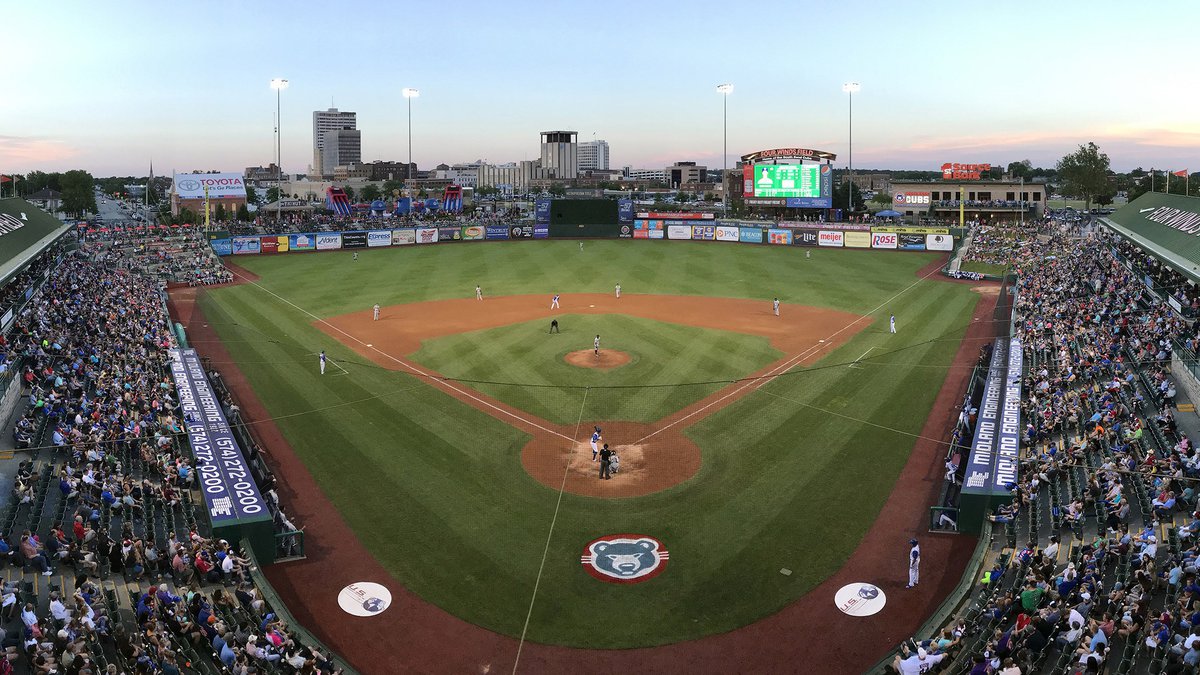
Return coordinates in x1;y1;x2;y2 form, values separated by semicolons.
581;534;669;584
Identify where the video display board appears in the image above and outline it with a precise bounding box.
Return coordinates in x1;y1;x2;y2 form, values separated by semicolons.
751;164;821;198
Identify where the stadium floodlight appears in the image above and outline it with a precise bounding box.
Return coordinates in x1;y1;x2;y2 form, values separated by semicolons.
401;88;420;198
842;82;860;215
717;84;733;216
270;79;289;222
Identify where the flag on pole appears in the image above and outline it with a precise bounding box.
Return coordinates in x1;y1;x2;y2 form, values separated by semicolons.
1167;170;1172;194
1173;169;1188;177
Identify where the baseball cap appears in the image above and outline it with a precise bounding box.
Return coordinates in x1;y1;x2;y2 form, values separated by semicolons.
917;648;927;659
909;539;918;546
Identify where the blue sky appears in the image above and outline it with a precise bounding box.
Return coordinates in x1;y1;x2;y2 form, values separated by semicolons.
2;0;1198;176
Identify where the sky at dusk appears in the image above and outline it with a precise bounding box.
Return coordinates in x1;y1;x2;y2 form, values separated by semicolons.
3;0;1199;177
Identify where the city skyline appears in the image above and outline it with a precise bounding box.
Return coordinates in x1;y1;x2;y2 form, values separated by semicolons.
3;0;1199;177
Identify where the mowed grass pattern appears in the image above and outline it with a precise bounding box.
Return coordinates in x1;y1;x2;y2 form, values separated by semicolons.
202;242;978;646
409;315;783;424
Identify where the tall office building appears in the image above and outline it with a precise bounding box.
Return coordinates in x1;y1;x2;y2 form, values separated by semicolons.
540;131;578;180
578;140;610;170
320;129;362;176
312;108;357;175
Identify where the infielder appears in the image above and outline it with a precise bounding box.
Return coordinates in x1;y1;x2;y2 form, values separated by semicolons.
590;426;602;460
615;283;621;299
773;298;780;317
594;334;601;356
890;314;897;334
475;285;483;300
551;294;560;310
373;304;380;321
319;350;326;375
907;538;920;588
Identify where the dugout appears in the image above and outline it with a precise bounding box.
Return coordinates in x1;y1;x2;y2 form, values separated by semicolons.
548;199;620;237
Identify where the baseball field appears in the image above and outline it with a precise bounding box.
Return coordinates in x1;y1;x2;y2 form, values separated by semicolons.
188;240;980;651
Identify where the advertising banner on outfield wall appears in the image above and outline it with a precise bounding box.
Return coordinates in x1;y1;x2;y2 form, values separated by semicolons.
925;234;954;251
898;233;926;250
210;239;232;256
461;226;484;241
368;231;393;247
634;220;665;239
342;232;368;249
818;230;844;247
739;227;763;243
667;225;692;240
415;228;439;244
715;225;740;242
990;337;1022;493
484;226;509;240
873;226;950;235
962;338;1008;495
260;237;278;254
533;225;549;239
845;231;871;248
793;229;818;246
232;237;260;255
440;227;463;241
535;199;552;224
316;234;342;250
509;225;534;239
168;349;269;524
767;228;792;245
692;225;716;240
288;234;316;251
618;224;633;239
618;199;633;223
391;229;416;245
871;232;898;249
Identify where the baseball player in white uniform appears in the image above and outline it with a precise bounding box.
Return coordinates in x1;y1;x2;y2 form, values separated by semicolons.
373;304;380;321
590;427;602;461
615;283;621;299
476;285;483;300
551;294;560;310
773;298;780;317
594;334;601;356
890;314;897;334
319;351;326;375
907;538;920;588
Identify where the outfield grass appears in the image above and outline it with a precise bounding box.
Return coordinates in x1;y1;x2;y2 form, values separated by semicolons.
203;241;978;647
958;261;1009;276
409;315;782;424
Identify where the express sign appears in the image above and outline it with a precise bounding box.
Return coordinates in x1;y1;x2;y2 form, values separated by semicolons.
893;191;931;207
941;163;991;180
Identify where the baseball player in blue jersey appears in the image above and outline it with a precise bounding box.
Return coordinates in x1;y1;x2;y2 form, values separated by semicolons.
590;427;602;461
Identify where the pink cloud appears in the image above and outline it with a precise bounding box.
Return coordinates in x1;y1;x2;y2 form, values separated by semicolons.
0;136;79;167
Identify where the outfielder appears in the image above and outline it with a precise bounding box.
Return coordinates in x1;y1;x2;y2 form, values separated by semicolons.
590;427;602;461
476;285;483;300
551;294;560;310
773;298;780;317
373;304;380;321
594;334;601;356
319;350;326;375
890;314;897;334
615;283;621;299
907;538;920;588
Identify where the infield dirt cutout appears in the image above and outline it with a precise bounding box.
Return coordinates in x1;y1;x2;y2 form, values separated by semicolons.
565;349;630;370
320;293;865;498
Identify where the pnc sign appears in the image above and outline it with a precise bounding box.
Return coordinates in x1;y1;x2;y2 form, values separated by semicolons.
941;163;991;180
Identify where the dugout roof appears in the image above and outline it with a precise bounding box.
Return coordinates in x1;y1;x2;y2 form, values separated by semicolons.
0;197;71;283
1102;192;1200;282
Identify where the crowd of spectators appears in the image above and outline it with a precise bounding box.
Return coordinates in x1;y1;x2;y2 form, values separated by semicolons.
84;230;232;286
897;213;1200;673
0;252;339;673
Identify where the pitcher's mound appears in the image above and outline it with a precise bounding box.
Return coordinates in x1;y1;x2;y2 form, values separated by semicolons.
564;349;631;370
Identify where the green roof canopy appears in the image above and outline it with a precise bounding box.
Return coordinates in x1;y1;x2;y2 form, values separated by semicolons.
1103;192;1200;281
0;197;72;283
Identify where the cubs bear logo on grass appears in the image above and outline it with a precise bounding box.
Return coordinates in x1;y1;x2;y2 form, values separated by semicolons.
580;534;669;584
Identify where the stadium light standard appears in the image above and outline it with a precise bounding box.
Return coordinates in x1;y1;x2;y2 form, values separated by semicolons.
402;88;420;196
270;78;289;223
842;82;860;217
716;84;733;216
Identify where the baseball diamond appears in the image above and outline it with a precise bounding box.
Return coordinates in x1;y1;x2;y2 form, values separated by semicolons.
171;239;985;669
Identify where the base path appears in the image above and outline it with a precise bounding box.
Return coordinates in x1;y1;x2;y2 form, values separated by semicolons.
169;256;997;674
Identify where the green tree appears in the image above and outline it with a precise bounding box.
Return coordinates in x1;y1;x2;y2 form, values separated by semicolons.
1056;142;1111;212
548;183;567;197
342;185;356;201
265;186;281;204
359;184;383;202
237;205;251;221
475;185;500;198
832;181;865;211
59;170;97;217
244;184;259;205
870;191;892;206
1006;160;1033;180
381;179;405;196
214;203;227;222
177;208;196;225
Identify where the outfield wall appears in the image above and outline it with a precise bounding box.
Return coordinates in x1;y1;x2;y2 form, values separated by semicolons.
209;222;955;256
